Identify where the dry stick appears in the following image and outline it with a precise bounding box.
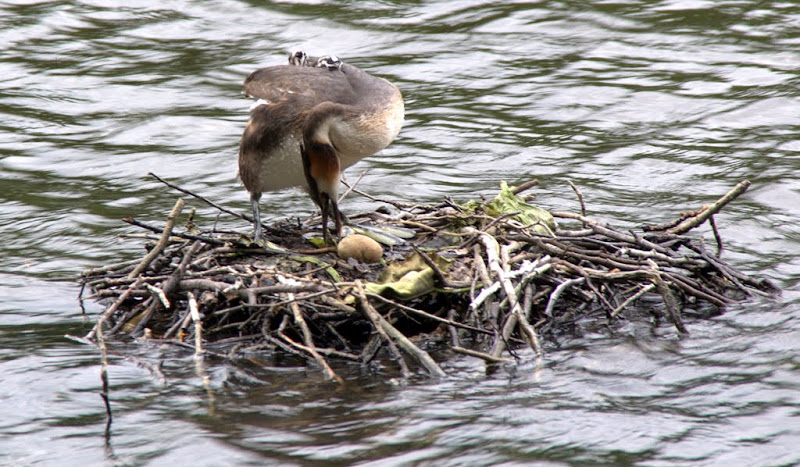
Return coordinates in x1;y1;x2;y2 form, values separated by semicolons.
509;178;539;195
565;179;587;219
447;309;461;347
709;215;724;257
356;284;411;377
366;292;494;337
85;278;144;340
337;169;369;204
122;217;224;246
451;346;513;363
471;245;494;325
82;258;143;277
500;243;543;355
666;180;751;235
145;283;170;309
171;279;319;296
412;246;463;288
648;260;688;334
543;277;586;318
480;234;543;358
660;270;730;307
286;294;343;384
149;172;251;223
357;281;446;377
188;292;203;355
549;212;675;257
188;291;216;414
96;302;113;434
129;240;202;336
128;198;186;279
610;283;657;318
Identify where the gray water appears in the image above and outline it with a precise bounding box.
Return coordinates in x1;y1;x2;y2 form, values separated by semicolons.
2;1;799;465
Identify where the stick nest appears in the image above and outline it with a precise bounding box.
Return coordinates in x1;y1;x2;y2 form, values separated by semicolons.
80;178;778;379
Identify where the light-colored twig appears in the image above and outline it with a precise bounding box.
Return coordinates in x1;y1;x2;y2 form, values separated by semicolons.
128;198;185;279
666;180;750;235
543;277;586;318
286;291;343;384
479;234;543;358
610;283;657;318
188;292;203;355
85;278;144;340
451;346;513;363
356;281;446;377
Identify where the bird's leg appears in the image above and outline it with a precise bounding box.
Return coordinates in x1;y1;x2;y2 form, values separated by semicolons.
320;193;331;245
250;192;263;242
329;195;342;239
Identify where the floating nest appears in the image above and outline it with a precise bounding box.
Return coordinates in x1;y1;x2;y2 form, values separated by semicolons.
79;176;778;381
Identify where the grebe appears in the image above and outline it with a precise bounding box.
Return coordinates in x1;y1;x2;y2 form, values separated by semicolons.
238;51;404;243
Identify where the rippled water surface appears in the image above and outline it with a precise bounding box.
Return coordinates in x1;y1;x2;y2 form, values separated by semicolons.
2;1;799;465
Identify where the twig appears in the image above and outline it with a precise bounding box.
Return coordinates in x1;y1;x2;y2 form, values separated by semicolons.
451;346;513;363
85;278;144;340
709;215;723;257
367;292;494;336
96;302;113;434
149;172;252;223
188;292;203;355
543;277;585;318
479;233;542;358
338;169;369;203
648;261;688;334
610;283;656;318
666;180;751;235
356;283;410;377
566;179;586;219
122;217;224;246
509;178;539;195
357;281;445;377
130;240;202;336
128;198;185;279
286;293;343;384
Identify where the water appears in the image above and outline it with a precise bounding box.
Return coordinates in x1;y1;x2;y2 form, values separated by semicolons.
2;0;799;465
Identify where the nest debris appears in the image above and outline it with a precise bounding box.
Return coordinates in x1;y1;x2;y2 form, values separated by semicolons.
79;177;777;381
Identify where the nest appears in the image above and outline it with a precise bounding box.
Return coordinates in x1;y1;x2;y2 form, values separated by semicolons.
80;176;777;381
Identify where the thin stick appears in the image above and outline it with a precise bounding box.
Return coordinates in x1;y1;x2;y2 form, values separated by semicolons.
287;294;343;384
356;285;411;377
123;217;224;246
509;178;539;195
666;180;750;235
130;240;202;336
149;172;252;223
480;234;542;357
648;261;688;334
188;292;203;355
709;215;724;257
367;292;494;336
610;283;656;318
338;169;369;203
566;179;587;219
85;278;144;340
543;277;585;318
357;281;446;377
128;198;185;279
96;304;113;434
451;346;513;363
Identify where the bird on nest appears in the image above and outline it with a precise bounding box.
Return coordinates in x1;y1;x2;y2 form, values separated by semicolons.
238;51;405;244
